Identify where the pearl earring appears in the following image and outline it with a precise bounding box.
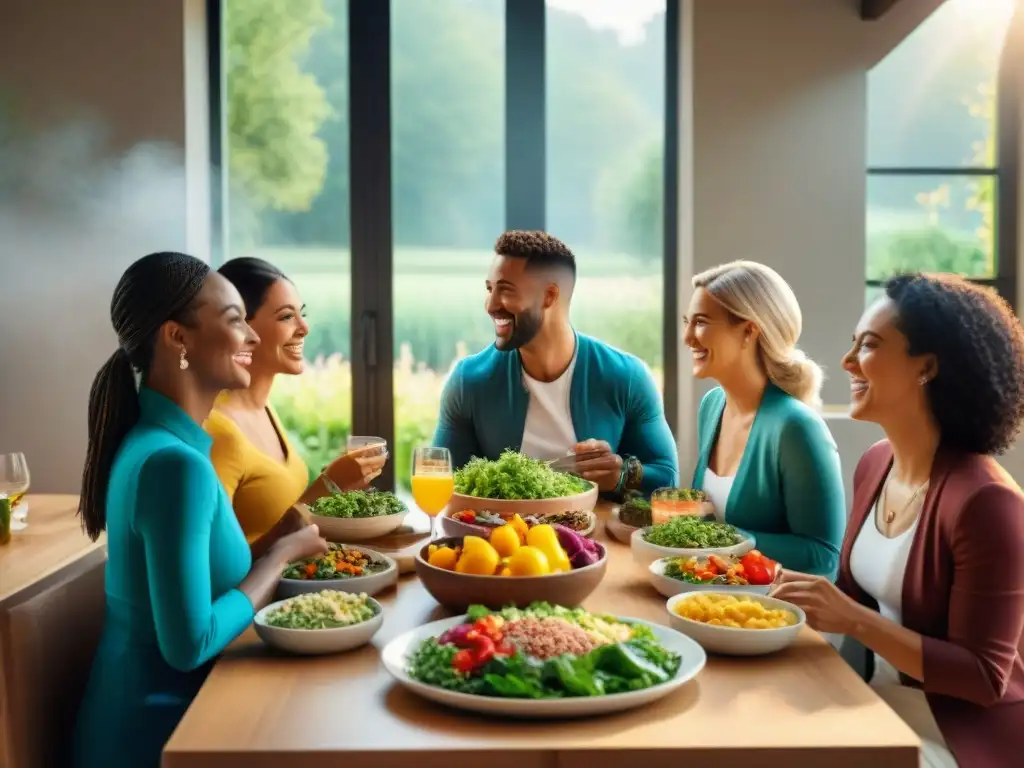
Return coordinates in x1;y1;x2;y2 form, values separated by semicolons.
179;348;189;371
918;376;927;385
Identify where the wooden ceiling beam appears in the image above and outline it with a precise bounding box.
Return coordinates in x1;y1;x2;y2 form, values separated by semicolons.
861;0;904;20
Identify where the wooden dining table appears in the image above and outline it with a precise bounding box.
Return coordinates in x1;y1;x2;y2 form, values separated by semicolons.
163;503;921;768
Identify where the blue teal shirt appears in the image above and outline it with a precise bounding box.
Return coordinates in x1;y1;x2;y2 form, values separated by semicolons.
72;388;254;768
433;333;679;494
692;385;846;578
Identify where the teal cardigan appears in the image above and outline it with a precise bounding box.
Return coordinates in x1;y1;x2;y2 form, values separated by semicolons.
73;388;254;768
692;385;845;578
433;333;679;494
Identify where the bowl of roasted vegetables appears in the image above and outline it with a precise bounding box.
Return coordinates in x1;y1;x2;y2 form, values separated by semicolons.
442;507;597;540
415;522;607;612
306;489;408;542
277;543;398;599
648;551;780;598
450;451;599;517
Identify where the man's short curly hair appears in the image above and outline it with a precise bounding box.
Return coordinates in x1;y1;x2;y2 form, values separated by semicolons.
495;230;576;281
884;273;1024;455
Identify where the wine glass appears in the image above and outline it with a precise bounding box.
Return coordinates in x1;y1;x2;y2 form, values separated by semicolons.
0;453;30;531
410;446;453;540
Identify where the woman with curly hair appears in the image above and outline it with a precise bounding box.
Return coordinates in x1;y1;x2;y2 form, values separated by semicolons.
773;273;1024;767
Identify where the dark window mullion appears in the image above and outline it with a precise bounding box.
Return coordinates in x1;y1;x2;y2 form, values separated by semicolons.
867;167;998;176
662;0;680;436
349;0;395;489
505;0;545;230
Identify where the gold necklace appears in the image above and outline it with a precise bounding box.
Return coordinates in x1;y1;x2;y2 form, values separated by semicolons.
882;477;929;524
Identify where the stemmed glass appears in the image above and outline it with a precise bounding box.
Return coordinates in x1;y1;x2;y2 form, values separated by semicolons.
410;446;454;541
0;453;31;531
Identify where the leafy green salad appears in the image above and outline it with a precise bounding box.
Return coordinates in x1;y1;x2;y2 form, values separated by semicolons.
643;515;741;549
308;489;406;518
454;451;589;500
263;590;378;630
406;601;682;699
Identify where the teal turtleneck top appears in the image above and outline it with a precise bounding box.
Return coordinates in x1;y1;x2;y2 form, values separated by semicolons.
72;387;254;768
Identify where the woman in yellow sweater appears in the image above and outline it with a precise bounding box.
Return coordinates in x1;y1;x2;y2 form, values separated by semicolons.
207;257;386;553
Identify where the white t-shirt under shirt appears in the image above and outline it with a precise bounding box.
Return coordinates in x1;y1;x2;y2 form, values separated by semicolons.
519;351;578;461
849;498;920;686
701;468;734;522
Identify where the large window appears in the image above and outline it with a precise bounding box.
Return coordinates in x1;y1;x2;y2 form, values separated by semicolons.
546;0;667;387
866;0;1021;304
221;0;352;482
214;0;677;491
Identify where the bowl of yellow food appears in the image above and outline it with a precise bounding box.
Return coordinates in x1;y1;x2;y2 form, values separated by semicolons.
665;591;805;656
414;523;607;612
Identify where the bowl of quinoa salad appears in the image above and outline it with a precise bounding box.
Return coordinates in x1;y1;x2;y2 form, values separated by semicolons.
254;590;384;655
277;544;398;599
382;602;707;717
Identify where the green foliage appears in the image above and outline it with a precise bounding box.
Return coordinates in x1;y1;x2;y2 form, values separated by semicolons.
867;228;990;281
225;0;333;244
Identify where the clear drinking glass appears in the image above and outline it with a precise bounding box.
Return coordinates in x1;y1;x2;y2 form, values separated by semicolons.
346;435;388;457
410;446;454;540
0;453;31;530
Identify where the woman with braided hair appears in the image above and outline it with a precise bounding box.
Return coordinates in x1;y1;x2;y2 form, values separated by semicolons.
71;252;329;768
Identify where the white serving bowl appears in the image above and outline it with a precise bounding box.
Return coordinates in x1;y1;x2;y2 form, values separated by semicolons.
276;546;399;600
254;594;384;655
665;591;805;656
648;558;772;599
630;525;756;567
310;508;408;542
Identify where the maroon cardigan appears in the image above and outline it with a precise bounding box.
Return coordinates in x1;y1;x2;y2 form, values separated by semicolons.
838;441;1024;768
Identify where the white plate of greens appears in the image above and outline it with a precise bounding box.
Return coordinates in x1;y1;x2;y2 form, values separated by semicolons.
382;602;706;718
254;590;384;655
307;489;409;542
631;517;756;567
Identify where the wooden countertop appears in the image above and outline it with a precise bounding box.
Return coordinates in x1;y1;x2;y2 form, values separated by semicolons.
0;494;105;606
164;504;921;768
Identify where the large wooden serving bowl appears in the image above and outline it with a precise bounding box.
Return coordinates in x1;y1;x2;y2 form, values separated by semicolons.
447;481;599;518
414;535;608;612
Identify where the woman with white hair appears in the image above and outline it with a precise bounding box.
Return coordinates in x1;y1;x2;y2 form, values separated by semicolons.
684;260;845;578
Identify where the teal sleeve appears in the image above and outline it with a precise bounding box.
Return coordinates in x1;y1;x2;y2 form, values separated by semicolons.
620;362;680;494
757;415;845;579
432;363;481;470
134;449;255;672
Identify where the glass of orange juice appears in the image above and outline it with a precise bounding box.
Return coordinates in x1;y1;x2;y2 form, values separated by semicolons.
411;446;454;540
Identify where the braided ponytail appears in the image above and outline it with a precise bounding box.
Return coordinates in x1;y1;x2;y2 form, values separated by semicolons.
79;252;210;540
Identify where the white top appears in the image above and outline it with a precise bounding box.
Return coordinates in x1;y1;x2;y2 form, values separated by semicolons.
702;468;734;522
519;351;578;461
850;498;919;685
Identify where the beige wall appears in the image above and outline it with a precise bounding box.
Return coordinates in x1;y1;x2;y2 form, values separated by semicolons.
0;0;200;492
0;0;1020;495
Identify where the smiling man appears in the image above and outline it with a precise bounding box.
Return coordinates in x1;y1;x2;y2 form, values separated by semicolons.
432;230;679;497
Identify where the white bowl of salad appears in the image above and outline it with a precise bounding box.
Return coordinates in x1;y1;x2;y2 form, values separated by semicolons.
306;489;408;542
254;590;384;655
277;543;398;599
648;551;779;598
630;517;755;567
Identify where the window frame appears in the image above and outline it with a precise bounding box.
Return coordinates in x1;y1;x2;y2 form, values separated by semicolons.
207;0;682;488
865;4;1022;310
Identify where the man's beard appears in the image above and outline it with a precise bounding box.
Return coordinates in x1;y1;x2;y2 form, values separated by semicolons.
495;305;543;351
